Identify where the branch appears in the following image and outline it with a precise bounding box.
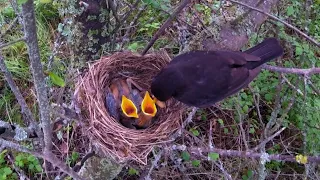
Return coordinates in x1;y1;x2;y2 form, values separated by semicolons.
185;146;320;163
21;0;52;153
251;127;286;152
141;0;191;55
229;0;320;47
0;55;40;135
0;38;25;49
0;139;84;180
141;107;198;180
262;65;320;76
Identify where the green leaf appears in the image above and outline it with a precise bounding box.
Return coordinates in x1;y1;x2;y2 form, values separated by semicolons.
48;72;66;87
128;167;139;175
17;0;28;5
243;105;249;113
223;128;229;134
286;6;294;16
208;152;219;161
295;46;303;55
181;151;190;161
249;127;255;134
264;94;273;101
247;170;254;177
39;0;52;3
28;164;35;171
35;165;43;172
15;154;22;161
191;160;200;167
217;119;224;126
128;42;139;52
27;155;36;162
3;167;12;175
190;128;200;136
71;152;79;162
242;175;248;180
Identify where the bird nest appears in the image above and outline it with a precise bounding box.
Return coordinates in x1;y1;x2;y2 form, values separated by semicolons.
74;50;186;165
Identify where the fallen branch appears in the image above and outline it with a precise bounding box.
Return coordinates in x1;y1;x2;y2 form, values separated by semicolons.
229;0;320;47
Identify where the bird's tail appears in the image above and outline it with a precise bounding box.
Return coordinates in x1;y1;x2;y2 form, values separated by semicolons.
244;38;284;69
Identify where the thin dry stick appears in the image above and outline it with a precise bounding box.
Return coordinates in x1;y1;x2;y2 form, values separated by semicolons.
141;0;191;55
229;0;320;47
263;65;320;76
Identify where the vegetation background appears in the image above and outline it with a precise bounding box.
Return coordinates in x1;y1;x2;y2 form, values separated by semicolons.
0;0;319;179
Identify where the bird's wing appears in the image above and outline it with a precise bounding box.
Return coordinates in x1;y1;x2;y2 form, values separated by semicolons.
173;51;258;107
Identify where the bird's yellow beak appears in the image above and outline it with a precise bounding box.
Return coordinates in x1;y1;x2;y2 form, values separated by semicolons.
141;91;157;117
152;96;166;108
121;95;139;118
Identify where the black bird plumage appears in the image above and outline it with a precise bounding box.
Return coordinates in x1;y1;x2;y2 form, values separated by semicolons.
151;38;284;108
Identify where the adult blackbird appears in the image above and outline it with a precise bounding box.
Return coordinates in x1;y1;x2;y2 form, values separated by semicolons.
150;38;284;108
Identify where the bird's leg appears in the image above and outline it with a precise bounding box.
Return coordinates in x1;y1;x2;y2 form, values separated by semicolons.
126;78;143;92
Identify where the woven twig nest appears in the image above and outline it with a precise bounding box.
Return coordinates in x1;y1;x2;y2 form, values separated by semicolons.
75;50;186;164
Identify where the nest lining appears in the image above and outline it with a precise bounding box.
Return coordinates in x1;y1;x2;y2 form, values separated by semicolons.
75;50;186;164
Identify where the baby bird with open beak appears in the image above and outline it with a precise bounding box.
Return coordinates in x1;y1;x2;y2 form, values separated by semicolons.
105;78;162;129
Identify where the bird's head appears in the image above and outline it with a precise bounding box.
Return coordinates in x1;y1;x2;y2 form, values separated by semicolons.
151;67;182;102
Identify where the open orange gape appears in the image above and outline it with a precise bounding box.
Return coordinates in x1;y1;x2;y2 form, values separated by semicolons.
74;50;186;164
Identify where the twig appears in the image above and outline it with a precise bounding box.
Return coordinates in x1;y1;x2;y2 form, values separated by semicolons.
213;160;233;180
251;127;286;152
249;85;264;128
21;0;52;153
108;0;120;24
307;79;320;95
60;151;95;179
263;65;320;76
110;0;140;35
0;139;84;180
141;107;198;180
121;5;146;47
0;38;25;49
0;17;18;38
0;55;40;135
281;74;304;96
209;120;214;149
229;0;320;47
143;150;164;180
141;0;191;55
8;151;31;180
235;95;249;150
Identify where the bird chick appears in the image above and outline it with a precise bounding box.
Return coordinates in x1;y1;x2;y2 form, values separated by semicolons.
105;79;139;121
135;91;158;129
